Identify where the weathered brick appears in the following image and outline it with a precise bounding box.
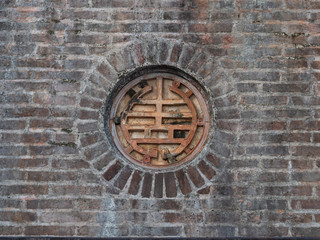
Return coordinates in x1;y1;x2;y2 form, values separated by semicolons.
26;199;73;209
292;200;320;209
164;172;177;198
292;146;320;157
154;173;163;198
187;166;205;188
128;170;142;195
141;173;153;198
114;166;132;190
103;161;124;181
0;211;36;222
25;226;75;236
198;160;216;180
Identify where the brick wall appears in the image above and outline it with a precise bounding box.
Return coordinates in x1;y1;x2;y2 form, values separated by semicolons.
1;0;320;237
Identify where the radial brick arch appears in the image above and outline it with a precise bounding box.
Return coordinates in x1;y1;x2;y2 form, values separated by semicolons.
77;39;237;198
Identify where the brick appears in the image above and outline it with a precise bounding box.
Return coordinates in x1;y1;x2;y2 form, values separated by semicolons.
26;199;73;209
29;145;78;155
292;146;320;157
51;185;103;196
292;172;320;182
55;133;77;143
292;228;320;238
154;173;163;198
80;97;103;109
292;200;320;209
241;96;287;105
0;226;23;235
246;146;289;156
264;186;312;196
4;107;49;118
205;153;221;168
25;171;78;182
0;185;48;195
179;45;196;68
262;133;311;143
39;211;95;223
84;142;108;161
0;146;28;156
164;172;177;198
128;170;142;195
1;133;51;144
186;226;236;237
79;109;99;120
262;109;311;119
0;120;26;130
77;121;99;133
241;121;286;131
239;226;288;237
93;151;115;171
290;121;320;131
158;199;182;210
262;159;288;169
292;160;313;169
103;161;124;181
198;160;216;180
114;166;132;190
175;169;191;195
170;43;183;63
257;172;288;182
30;119;73;129
0;211;36;222
141;173;153;198
80;132;102;147
130;226;182;237
263;83;310;93
206;211;241;223
25;226;75;236
187;166;205;188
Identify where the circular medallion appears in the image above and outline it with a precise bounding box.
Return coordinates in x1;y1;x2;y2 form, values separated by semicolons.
108;71;210;170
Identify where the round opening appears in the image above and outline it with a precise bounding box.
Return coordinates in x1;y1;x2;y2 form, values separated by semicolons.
106;66;210;170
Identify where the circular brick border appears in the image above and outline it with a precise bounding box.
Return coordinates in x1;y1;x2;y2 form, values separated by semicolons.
77;38;237;198
105;65;212;170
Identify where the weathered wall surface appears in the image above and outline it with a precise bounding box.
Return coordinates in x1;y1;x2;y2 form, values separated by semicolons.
1;0;320;237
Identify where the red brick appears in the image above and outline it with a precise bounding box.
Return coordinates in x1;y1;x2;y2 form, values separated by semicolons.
114;166;132;190
26;199;73;209
0;211;36;222
4;107;49;118
198;160;216;180
0;226;23;235
51;185;103;196
141;173;153;198
0;120;26;130
154;173;163;198
198;186;211;194
103;161;124;181
292;146;320;157
128;170;142;195
292;200;320;209
25;226;75;236
80;97;103;109
175;169;192;195
292;160;313;169
0;185;48;195
187;166;205;188
164;172;177;198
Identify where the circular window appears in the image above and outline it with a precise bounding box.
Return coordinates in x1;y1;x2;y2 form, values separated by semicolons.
107;67;210;170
